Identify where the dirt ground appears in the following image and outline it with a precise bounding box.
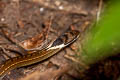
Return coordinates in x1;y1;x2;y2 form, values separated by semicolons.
0;0;120;80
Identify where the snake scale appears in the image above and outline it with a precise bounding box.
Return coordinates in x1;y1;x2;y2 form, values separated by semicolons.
0;29;80;79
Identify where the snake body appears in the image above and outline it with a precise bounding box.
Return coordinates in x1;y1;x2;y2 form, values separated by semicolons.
0;30;80;79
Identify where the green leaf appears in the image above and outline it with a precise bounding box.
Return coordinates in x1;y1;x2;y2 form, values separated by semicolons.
79;0;120;65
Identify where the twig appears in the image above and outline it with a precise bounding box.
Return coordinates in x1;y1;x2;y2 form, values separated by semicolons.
0;28;27;55
96;0;103;22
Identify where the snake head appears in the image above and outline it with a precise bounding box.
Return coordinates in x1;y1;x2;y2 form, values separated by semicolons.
48;30;80;50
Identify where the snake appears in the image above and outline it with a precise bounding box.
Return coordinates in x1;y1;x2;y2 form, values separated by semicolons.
0;29;80;79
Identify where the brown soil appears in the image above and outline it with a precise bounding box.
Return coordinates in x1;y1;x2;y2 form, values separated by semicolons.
0;0;119;80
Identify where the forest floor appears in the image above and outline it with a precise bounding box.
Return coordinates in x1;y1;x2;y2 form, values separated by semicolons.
0;0;119;80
